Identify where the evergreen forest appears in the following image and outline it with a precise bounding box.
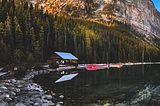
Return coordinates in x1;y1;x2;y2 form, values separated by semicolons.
0;0;160;66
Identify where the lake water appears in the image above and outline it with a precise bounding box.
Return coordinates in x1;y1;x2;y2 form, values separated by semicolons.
33;64;160;105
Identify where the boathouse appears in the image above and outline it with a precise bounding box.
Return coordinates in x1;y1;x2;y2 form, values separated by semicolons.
47;52;78;65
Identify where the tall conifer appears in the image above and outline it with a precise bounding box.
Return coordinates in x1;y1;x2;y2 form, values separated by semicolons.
4;14;14;53
15;24;23;50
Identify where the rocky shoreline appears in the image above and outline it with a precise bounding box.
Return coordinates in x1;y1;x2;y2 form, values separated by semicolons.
0;70;64;106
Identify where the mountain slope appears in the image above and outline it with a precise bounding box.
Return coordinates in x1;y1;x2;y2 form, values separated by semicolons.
13;0;160;40
27;0;160;45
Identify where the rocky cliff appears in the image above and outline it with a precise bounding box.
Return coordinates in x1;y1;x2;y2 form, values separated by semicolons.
112;0;160;39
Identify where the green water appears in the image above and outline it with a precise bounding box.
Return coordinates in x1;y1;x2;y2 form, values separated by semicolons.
33;64;160;105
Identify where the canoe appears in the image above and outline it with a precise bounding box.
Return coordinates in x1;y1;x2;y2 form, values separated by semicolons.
86;66;108;70
110;64;122;68
86;64;109;70
86;64;107;67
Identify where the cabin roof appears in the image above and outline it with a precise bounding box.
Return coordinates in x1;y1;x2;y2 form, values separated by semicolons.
55;52;78;60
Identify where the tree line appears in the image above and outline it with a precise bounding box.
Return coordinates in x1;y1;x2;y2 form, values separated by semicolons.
0;0;160;66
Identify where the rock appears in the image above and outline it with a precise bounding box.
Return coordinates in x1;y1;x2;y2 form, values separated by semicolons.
15;103;26;106
57;101;63;105
7;87;14;91
1;94;10;98
21;87;28;91
5;94;10;98
14;97;24;103
5;83;13;87
0;82;5;86
18;80;26;84
45;95;53;100
0;86;7;90
56;104;62;106
27;84;43;92
35;99;43;105
42;103;48;106
48;102;55;106
51;93;56;96
23;102;30;106
11;79;16;83
9;91;16;96
22;78;28;81
4;80;11;83
39;70;43;74
42;101;55;106
42;99;49;103
16;90;28;95
59;95;64;98
0;89;6;93
33;71;39;75
14;88;20;93
28;100;34;105
0;101;9;106
30;97;36;102
9;102;16;106
33;94;41;98
27;91;40;96
17;84;23;88
5;97;12;102
34;103;40;106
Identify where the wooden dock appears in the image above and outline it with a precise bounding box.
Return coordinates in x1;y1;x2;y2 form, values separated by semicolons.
47;66;78;72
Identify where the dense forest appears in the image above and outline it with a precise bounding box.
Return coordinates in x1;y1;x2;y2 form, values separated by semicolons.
0;0;160;66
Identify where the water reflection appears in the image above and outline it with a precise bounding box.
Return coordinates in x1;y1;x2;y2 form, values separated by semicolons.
33;64;160;105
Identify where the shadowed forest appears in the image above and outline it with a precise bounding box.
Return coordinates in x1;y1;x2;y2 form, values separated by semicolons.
0;0;160;66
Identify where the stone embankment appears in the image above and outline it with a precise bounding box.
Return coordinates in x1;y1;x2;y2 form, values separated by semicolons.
0;70;64;106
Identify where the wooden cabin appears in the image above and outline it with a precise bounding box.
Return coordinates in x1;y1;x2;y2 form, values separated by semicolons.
47;52;78;65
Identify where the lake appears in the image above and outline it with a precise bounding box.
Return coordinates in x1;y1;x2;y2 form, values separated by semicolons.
33;64;160;106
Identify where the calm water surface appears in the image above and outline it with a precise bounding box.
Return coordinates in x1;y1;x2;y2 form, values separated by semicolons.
33;64;160;105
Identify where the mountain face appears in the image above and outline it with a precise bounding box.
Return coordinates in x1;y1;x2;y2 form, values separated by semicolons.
28;0;160;39
112;0;160;39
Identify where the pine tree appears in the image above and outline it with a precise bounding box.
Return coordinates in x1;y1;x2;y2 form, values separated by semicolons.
0;22;4;40
2;0;7;6
15;24;23;50
0;40;8;63
24;2;28;10
13;49;24;64
73;30;78;57
9;6;14;20
29;27;36;52
25;46;30;60
54;21;59;51
34;40;41;62
39;26;44;60
27;53;35;68
85;31;92;63
43;18;50;59
23;10;31;50
13;16;19;38
0;2;2;22
4;14;14;53
7;44;12;63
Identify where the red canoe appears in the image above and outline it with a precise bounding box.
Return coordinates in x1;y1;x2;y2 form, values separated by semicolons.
86;64;107;67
